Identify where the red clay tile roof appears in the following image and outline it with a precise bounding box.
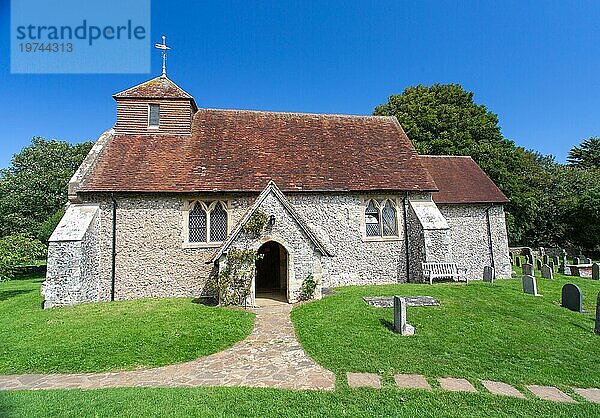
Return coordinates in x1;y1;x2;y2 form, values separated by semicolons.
81;109;438;193
420;155;509;204
113;75;195;100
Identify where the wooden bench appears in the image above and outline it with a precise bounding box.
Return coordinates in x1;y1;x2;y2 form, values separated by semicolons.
421;262;468;285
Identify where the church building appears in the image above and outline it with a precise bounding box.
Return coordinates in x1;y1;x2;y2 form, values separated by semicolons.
42;74;510;308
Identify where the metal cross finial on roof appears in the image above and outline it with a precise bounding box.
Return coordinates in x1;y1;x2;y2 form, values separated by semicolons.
154;35;171;77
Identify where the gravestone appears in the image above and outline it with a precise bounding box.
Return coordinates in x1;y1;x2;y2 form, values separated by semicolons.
584;257;592;264
543;255;549;265
515;256;522;267
548;260;555;272
394;296;414;336
509;252;514;263
483;266;494;284
593;263;599;281
573;257;580;265
522;263;534;276
596;292;600;335
541;264;553;280
536;259;543;271
552;255;560;266
561;284;583;313
522;275;541;296
527;254;534;264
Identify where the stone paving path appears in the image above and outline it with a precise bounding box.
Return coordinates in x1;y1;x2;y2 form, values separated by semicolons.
0;302;335;391
347;373;600;404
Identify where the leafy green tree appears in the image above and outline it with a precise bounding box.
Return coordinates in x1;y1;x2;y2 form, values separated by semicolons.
0;137;93;242
567;137;600;169
374;84;550;244
0;234;47;282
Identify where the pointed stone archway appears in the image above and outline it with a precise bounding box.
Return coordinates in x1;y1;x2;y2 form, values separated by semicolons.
255;240;289;303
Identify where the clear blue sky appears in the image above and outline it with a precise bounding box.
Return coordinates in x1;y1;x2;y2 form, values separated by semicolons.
1;1;599;168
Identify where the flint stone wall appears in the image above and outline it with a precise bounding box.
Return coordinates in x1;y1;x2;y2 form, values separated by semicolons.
42;205;101;308
45;191;511;306
437;204;511;281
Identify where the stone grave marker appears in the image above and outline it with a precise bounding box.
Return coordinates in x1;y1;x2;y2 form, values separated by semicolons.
552;255;560;266
527;254;534;264
541;264;553;280
584;257;592;264
543;255;549;265
573;257;580;265
522;263;534;276
593;263;599;281
522;275;541;296
509;252;514;263
536;259;543;271
548;260;555;272
596;292;600;335
394;296;414;336
561;284;583;313
483;266;494;284
515;256;522;267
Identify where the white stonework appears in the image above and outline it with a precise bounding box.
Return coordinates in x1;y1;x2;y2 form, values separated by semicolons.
42;188;511;307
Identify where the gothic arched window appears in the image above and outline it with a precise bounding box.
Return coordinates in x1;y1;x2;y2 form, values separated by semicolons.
188;200;228;243
364;198;398;238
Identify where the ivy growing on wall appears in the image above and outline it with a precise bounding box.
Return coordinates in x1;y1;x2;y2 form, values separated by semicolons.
207;248;262;307
299;274;318;301
242;210;269;238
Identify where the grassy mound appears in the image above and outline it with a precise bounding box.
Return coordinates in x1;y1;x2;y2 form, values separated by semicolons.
0;275;254;374
292;269;600;388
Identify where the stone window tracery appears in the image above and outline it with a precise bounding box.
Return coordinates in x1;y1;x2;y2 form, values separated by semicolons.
364;199;398;238
188;200;228;243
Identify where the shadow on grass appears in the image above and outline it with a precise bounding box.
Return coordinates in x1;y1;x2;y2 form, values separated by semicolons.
0;289;34;302
379;318;395;332
192;296;218;307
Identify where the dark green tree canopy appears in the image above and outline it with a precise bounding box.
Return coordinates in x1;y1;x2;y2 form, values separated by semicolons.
567;137;600;169
0;137;93;242
374;84;548;245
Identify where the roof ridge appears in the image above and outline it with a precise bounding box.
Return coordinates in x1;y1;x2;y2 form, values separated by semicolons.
420;155;473;159
198;108;394;120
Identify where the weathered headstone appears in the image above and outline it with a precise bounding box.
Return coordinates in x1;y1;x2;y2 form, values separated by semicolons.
552;255;560;266
536;259;543;271
522;275;541;296
548;260;555;272
394;296;414;336
483;266;495;284
584;257;592;264
522;263;534;276
561;284;583;313
558;261;566;274
541;264;553;280
527;254;534;264
515;256;522;267
573;257;580;265
595;292;600;335
593;263;599;281
543;255;549;265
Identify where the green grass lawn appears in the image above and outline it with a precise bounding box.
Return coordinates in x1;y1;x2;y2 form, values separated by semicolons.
0;275;254;374
292;268;600;389
3;386;600;418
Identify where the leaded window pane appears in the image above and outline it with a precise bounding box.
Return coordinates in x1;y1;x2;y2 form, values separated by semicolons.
365;200;380;237
149;104;160;127
382;201;398;236
189;203;207;242
210;202;228;242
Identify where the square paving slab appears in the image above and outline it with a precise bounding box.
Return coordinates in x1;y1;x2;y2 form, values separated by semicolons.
481;380;525;398
347;372;381;389
394;374;431;390
526;385;576;403
572;388;600;403
438;377;477;393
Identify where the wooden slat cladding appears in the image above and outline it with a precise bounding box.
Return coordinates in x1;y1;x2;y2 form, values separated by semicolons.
115;99;194;135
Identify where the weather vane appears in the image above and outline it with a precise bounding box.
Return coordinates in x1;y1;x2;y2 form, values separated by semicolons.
154;35;171;77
